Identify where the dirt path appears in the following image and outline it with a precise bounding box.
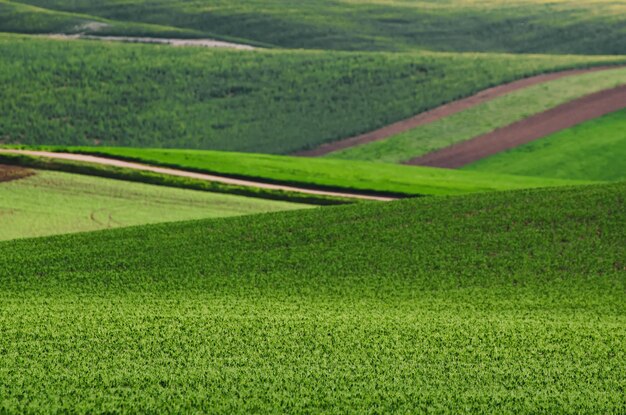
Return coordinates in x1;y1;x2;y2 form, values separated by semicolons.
295;66;623;157
46;34;256;50
406;85;626;168
0;150;395;202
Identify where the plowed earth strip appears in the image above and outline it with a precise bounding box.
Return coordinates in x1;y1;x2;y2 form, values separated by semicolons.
406;85;626;168
0;150;396;201
295;66;622;157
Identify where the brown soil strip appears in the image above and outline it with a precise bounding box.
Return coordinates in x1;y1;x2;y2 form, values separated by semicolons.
0;150;396;201
294;66;622;157
405;85;626;168
0;164;34;183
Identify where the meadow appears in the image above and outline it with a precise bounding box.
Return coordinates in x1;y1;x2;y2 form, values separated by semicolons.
2;0;626;54
2;34;626;154
0;169;308;240
465;108;626;181
9;146;595;197
329;67;626;163
0;181;624;413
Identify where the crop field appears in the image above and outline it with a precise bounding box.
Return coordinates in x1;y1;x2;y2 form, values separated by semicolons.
329;66;626;163
464;108;626;182
3;34;626;154
1;182;624;412
11;146;594;196
2;0;626;54
1;1;625;413
0;169;308;240
0;0;208;39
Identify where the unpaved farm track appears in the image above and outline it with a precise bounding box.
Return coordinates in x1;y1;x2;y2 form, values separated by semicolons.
46;34;257;50
295;66;623;157
0;150;396;201
407;85;626;168
0;164;34;183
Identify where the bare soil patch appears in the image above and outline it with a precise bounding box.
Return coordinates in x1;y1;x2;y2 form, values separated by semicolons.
0;164;34;183
406;85;626;168
295;66;622;157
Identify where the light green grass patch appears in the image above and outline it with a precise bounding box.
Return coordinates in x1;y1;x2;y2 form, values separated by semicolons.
33;146;597;196
0;169;309;241
329;67;626;163
4;0;626;54
464;108;626;181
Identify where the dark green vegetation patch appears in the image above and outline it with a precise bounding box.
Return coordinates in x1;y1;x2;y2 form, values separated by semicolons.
1;182;624;413
3;0;626;54
1;34;624;153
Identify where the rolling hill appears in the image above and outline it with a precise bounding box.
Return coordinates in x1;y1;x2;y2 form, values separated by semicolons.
0;167;309;240
465;108;626;181
2;34;625;153
3;0;626;54
0;181;624;412
328;66;626;163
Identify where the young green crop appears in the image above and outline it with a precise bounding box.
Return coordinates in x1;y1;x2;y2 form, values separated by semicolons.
0;169;310;240
0;182;624;413
465;108;626;181
12;145;595;196
1;34;625;153
329;67;626;163
4;0;626;54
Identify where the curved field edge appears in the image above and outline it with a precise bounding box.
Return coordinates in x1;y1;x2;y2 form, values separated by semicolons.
4;0;626;55
464;108;626;181
0;0;268;47
0;169;311;241
0;182;624;412
2;146;597;197
3;34;626;153
328;67;626;163
0;153;353;205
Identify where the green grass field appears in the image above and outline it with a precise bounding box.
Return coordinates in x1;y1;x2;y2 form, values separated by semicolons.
0;0;211;39
2;34;625;154
0;168;309;240
329;66;626;163
3;0;626;54
1;181;624;412
13;146;595;196
465;108;626;182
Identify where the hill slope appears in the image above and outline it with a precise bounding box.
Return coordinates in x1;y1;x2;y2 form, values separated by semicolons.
2;34;625;153
464;108;626;181
4;0;626;54
328;67;626;163
1;182;624;412
0;168;308;240
6;146;593;197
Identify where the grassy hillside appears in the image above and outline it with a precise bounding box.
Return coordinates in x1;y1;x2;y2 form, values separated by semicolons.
4;0;626;54
11;146;595;196
0;0;209;39
0;168;308;240
330;67;626;163
465;108;626;181
1;182;624;412
2;35;626;154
